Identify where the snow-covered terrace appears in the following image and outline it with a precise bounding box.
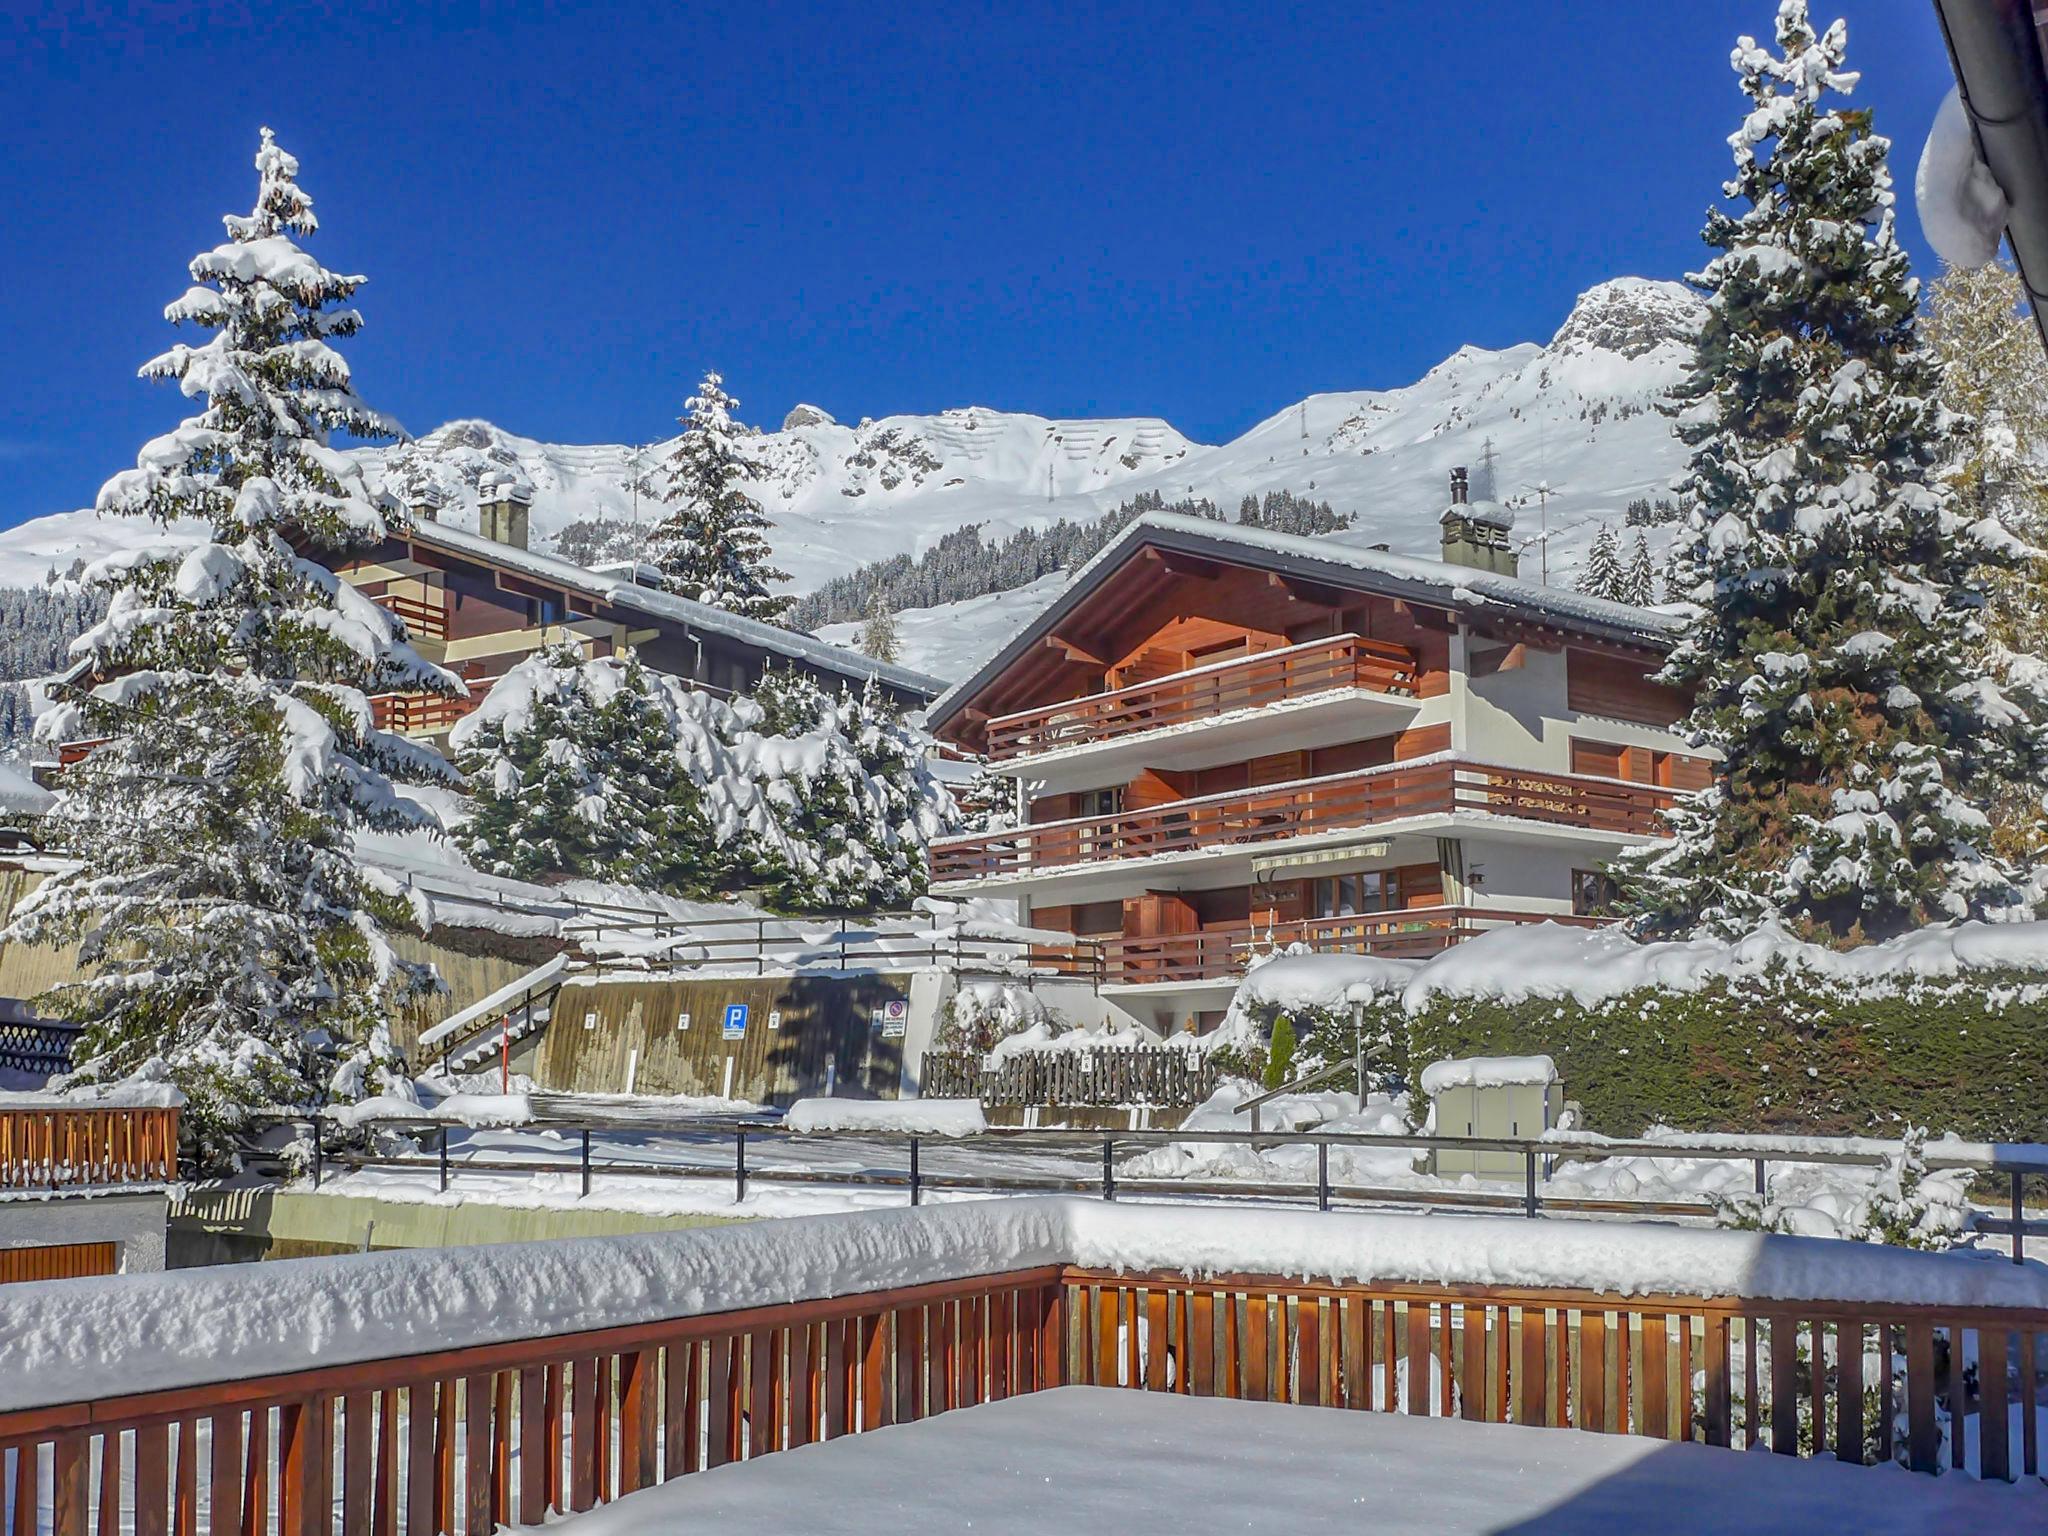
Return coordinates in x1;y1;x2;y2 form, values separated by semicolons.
1;1200;2040;1534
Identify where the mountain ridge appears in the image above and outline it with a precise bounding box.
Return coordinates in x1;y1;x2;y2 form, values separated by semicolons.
0;277;1704;622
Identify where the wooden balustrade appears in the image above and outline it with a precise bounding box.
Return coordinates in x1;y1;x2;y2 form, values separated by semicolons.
985;635;1420;761
376;590;449;642
1090;906;1610;984
0;1267;1065;1536
3;1249;2032;1536
929;761;1678;883
1061;1269;2044;1480
370;687;484;736
0;1106;179;1191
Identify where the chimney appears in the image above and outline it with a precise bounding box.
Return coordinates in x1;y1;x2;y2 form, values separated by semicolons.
1440;467;1518;578
408;485;444;525
477;472;533;551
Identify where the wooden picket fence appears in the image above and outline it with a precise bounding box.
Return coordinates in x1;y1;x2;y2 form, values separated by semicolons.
921;1048;1218;1109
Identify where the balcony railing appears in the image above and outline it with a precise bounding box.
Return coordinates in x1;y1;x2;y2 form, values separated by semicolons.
985;634;1420;761
0;1201;2033;1534
376;588;449;642
929;759;1678;884
0;1104;179;1191
1091;905;1607;985
371;680;489;737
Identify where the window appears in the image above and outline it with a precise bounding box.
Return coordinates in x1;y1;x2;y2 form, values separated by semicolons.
1077;787;1123;820
1312;870;1395;918
1572;869;1619;916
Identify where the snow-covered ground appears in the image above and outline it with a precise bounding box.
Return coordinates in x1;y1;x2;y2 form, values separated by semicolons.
547;1387;2036;1536
1;279;1700;681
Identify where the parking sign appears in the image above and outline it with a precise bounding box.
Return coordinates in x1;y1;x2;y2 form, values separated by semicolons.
722;1003;748;1040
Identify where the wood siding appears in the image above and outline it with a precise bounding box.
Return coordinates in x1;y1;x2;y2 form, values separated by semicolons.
1567;649;1687;726
0;1241;117;1286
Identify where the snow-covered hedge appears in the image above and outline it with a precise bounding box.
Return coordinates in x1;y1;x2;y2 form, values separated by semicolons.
6;1198;2044;1413
784;1097;987;1136
452;650;958;912
1226;922;2048;1141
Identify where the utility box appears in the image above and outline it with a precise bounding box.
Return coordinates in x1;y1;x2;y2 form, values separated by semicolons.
1421;1055;1563;1180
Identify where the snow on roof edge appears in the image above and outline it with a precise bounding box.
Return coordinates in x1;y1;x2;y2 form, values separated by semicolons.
929;512;1684;731
407;522;942;699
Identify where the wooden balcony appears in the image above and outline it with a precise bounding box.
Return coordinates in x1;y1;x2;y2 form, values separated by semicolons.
985;634;1420;762
1092;905;1607;986
375;589;449;642
929;759;1677;884
0;1104;179;1191
370;681;488;737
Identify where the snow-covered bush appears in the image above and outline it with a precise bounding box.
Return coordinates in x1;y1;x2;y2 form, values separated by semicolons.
4;131;452;1169
454;651;958;913
1712;1128;1973;1251
1229;923;2048;1141
936;981;1059;1053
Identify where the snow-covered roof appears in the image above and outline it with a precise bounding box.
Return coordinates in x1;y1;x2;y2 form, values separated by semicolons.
0;763;55;818
930;512;1686;731
404;521;942;700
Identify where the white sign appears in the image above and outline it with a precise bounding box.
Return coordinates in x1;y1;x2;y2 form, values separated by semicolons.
676;1011;691;1032
767;1010;782;1031
881;998;908;1039
583;1011;598;1031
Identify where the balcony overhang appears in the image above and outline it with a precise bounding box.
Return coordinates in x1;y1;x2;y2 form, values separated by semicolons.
1013;688;1425;792
932;812;1661;902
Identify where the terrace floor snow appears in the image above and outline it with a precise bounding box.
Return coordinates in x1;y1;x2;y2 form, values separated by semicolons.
551;1387;2034;1535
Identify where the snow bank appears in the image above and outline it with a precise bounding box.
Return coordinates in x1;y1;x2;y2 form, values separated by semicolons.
1417;1056;1558;1095
324;1091;533;1129
1236;917;2048;1017
6;1200;2042;1413
0;1069;186;1111
784;1098;988;1137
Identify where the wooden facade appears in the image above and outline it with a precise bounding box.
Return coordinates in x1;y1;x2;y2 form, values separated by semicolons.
928;517;1707;997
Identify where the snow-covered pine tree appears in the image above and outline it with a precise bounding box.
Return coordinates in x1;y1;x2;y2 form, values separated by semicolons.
3;130;459;1164
647;372;792;623
1621;532;1658;606
748;668;958;912
1924;258;2048;859
1577;524;1624;598
859;592;901;663
452;646;718;891
1620;3;2047;944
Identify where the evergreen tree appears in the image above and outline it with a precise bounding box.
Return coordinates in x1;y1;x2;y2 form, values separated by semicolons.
858;591;901;663
1620;4;2047;944
647;372;792;623
1924;259;2048;860
1621;532;1658;606
3;130;458;1164
452;647;717;890
1625;497;1655;528
1577;524;1624;598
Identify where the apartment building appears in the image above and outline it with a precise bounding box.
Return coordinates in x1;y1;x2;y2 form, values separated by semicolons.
924;475;1709;1030
336;473;941;743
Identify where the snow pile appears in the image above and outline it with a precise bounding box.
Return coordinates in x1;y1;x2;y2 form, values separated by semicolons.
0;1073;186;1111
324;1090;533;1129
1121;1083;1425;1186
1231;918;2048;1019
988;1020;1177;1062
7;1198;2042;1412
784;1098;988;1137
1417;1055;1558;1095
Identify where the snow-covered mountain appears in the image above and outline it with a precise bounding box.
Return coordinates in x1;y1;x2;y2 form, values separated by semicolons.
0;277;1704;668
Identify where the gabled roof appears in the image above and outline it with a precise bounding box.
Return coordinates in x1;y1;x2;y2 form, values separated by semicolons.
403;521;942;700
929;512;1687;733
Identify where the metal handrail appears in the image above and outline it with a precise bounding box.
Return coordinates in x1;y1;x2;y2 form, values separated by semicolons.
279;1111;2048;1262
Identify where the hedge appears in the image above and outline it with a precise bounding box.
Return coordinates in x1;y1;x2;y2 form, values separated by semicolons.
1266;972;2048;1143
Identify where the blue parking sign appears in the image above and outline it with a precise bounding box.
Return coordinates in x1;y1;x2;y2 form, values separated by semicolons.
721;1003;749;1040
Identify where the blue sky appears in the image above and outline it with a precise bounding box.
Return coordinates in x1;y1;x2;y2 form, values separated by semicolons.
4;0;1960;533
